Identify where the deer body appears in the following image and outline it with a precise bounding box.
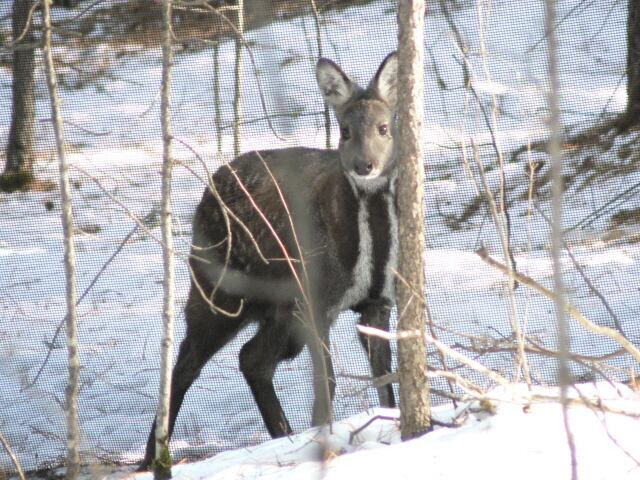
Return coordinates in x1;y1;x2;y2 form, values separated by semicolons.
141;52;399;468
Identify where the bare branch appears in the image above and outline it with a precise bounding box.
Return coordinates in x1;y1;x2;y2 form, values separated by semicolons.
23;225;139;390
475;247;640;365
2;0;40;51
471;140;530;384
178;0;286;141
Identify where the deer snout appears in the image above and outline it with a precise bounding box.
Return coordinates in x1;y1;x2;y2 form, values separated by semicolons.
353;158;374;176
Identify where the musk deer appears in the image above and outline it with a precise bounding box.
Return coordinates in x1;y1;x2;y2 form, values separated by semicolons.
141;51;400;468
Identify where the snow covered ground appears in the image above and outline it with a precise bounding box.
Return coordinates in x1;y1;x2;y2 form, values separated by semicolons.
123;383;640;480
1;0;639;475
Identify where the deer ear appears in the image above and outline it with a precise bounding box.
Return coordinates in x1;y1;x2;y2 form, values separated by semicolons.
369;51;398;110
316;58;358;110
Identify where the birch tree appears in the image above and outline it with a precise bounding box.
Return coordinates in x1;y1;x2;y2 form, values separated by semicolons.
396;0;431;440
41;0;81;477
154;0;175;478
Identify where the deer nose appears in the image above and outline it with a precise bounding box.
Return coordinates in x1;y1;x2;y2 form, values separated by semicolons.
354;161;373;176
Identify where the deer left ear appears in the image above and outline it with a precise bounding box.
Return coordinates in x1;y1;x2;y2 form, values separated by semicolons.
369;51;398;110
316;58;359;110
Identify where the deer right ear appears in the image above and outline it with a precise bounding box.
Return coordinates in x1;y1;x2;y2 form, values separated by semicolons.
370;51;398;110
316;58;357;110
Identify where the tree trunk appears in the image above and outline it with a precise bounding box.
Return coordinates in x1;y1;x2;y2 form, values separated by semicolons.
545;1;577;478
154;0;175;478
2;0;37;191
41;0;81;478
626;0;640;126
396;0;431;441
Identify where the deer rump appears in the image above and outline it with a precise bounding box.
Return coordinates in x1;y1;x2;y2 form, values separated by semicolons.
141;52;399;470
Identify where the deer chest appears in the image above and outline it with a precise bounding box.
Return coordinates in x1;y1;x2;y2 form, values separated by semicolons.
333;190;397;314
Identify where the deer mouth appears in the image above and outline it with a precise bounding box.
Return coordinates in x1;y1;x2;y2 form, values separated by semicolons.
349;168;382;180
347;169;389;193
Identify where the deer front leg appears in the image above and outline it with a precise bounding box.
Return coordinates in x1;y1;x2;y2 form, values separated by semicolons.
355;301;396;408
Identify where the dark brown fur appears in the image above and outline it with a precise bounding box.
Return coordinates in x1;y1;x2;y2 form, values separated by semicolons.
141;53;399;469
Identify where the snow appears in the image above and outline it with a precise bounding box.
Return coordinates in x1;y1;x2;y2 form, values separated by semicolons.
126;383;640;480
1;0;639;476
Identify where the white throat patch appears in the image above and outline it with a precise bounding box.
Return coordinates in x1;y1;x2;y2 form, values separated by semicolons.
382;192;398;302
347;172;389;194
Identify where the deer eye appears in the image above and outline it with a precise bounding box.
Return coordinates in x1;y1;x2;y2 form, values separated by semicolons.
340;126;351;140
378;124;388;136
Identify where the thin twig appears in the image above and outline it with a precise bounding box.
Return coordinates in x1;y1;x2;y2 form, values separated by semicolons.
348;415;398;445
39;117;112;136
179;0;285;141
222;163;309;305
2;0;40;50
534;204;630;339
471;140;530;385
475;247;640;365
24;224;139;390
172;139;269;264
0;431;27;480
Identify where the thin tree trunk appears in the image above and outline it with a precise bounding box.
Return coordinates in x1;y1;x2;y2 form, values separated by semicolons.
213;42;223;155
41;0;81;478
545;1;577;478
396;0;431;441
232;0;244;157
625;0;640;126
154;0;175;478
310;0;331;148
2;0;37;191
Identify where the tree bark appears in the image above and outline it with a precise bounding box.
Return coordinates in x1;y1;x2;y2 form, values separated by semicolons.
41;0;81;478
154;0;175;478
2;0;37;191
625;0;640;126
396;0;431;441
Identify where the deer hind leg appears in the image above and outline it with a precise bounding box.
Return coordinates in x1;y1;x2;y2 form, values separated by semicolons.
239;303;305;438
140;287;247;470
355;301;396;408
